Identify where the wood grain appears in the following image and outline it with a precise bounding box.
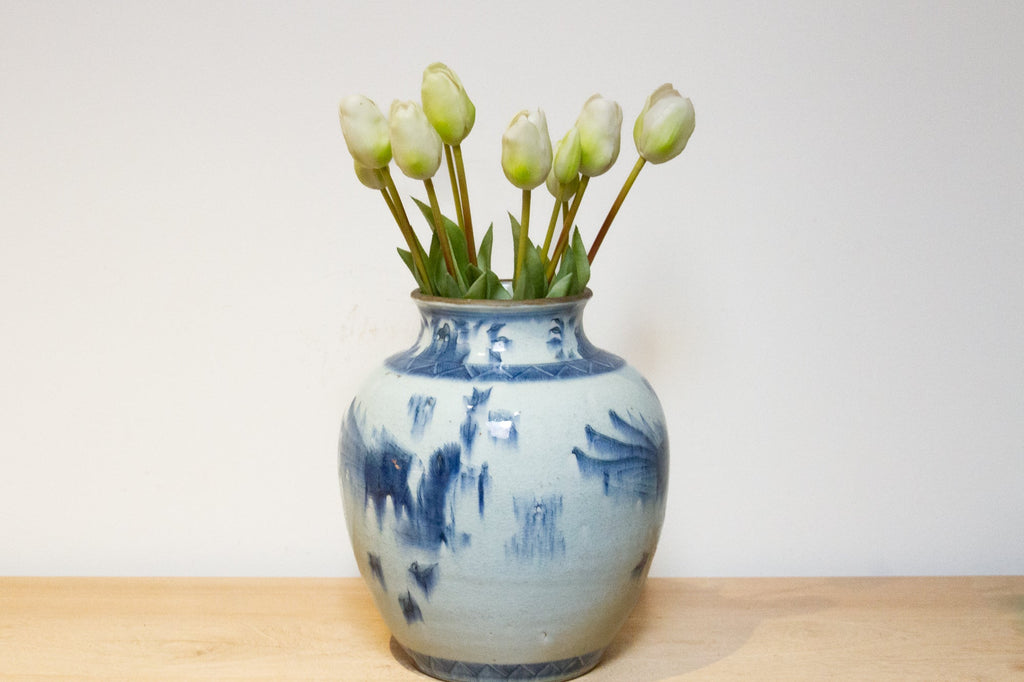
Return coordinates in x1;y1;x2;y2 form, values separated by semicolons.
1;577;1021;680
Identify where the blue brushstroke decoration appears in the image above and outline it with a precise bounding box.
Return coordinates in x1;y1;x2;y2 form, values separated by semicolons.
409;561;438;597
547;317;565;359
385;313;623;381
411;443;462;549
393;318;473;378
573;410;668;503
459;418;476;452
341;405;416;525
465;387;492;409
486;322;510;364
486;409;519;445
460;386;492;452
365;440;414;524
477;462;489;517
407;394;436;437
399;590;423;624
342;404;465;551
631;551;651;582
506;495;566;562
367;552;387;591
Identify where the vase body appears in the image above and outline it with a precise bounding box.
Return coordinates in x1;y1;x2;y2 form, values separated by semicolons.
338;290;668;682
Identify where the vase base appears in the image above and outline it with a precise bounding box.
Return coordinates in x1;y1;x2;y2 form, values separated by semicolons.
402;646;605;682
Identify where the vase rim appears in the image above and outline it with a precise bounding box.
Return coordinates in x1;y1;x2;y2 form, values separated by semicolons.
410;287;593;308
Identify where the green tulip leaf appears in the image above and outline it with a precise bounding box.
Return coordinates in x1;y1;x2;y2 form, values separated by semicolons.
426;232;441;272
412;197;437;232
511;274;527;299
478;224;494;272
513;243;547;300
555;240;576;282
426;238;463;298
412;197;465;261
396;246;415;277
396;247;427;292
484;270;512;300
571;227;591;293
414;196;469;291
444;216;471;283
464;269;488;299
508;212;521;271
546;272;574;298
434;268;463;298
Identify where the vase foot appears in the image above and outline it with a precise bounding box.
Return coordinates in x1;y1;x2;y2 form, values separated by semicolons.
402;646;605;682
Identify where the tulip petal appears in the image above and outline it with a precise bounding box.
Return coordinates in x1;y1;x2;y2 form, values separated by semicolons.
339;95;392;169
390;100;443;180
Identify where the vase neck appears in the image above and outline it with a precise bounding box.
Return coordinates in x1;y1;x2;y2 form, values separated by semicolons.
385;297;623;381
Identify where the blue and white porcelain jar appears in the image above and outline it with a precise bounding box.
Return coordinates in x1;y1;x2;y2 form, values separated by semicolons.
338;289;669;682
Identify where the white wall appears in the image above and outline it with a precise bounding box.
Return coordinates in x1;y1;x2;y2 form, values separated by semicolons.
1;1;1021;577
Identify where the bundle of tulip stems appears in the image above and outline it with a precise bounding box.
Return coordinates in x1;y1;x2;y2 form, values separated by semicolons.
338;63;695;300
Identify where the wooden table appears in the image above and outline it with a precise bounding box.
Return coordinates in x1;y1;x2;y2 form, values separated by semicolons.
1;577;1021;680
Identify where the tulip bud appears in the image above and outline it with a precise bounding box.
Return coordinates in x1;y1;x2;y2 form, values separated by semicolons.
575;94;622;176
389;100;443;180
546;164;579;200
552;127;581;186
421;62;476;146
633;84;695;164
338;95;392;169
353;161;385;190
501;109;553;190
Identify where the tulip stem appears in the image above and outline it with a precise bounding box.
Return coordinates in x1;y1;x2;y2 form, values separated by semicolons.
540;195;562;263
588;157;646;264
515;189;532;283
380;168;433;295
379;184;394;211
444;145;464;233
452;144;477;266
545;175;590;282
379;187;400;226
424;178;461;286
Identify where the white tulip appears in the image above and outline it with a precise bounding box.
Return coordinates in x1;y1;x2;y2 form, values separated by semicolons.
633;84;695;164
546;164;579;200
552;127;581;186
421;62;476;146
338;95;391;169
353;161;385;190
575;94;622;176
501;109;553;190
389;100;443;180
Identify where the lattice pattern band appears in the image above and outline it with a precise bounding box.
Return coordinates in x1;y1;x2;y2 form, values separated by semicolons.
403;647;605;681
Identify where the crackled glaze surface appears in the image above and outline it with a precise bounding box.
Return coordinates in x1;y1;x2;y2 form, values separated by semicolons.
338;291;668;681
